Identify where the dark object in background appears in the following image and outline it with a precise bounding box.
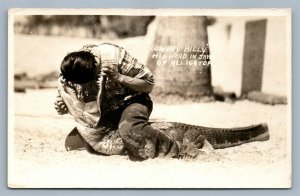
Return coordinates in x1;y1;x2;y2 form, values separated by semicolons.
213;86;236;102
14;71;59;92
247;90;287;105
14;85;26;93
241;19;267;95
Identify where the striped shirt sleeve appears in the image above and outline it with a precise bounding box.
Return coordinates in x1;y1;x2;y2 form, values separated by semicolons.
120;51;154;85
83;43;154;85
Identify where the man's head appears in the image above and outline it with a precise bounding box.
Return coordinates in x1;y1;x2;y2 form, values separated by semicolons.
60;51;100;102
61;51;99;84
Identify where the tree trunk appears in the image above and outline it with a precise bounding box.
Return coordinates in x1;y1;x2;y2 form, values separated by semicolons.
147;16;213;102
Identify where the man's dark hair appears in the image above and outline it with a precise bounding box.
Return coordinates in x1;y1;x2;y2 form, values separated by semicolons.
60;51;98;84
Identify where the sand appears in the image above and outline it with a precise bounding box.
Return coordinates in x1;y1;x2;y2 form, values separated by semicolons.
8;89;291;188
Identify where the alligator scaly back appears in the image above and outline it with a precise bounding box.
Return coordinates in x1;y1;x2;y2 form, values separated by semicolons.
150;121;269;149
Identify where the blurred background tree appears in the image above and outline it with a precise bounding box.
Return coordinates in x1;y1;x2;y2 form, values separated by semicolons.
14;15;155;39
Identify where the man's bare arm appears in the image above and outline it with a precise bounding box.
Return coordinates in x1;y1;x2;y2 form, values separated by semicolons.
101;64;154;94
115;73;153;94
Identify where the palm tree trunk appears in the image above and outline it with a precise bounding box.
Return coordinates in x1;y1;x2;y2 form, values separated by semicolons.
147;16;213;102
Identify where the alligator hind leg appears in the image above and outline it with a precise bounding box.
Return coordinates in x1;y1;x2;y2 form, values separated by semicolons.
179;139;215;159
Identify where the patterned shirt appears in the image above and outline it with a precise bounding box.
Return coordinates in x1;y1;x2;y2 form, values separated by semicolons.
82;43;154;111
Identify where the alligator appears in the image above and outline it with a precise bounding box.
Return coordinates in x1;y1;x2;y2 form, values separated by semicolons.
64;120;269;159
58;76;270;159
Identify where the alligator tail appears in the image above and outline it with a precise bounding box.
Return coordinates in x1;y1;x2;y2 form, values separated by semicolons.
151;121;270;149
187;123;270;149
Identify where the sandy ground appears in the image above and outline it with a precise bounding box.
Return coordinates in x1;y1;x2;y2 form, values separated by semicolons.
8;89;291;188
8;34;291;188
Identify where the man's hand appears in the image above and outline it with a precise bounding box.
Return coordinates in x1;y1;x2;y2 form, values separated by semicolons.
101;64;120;82
54;96;68;115
101;63;153;94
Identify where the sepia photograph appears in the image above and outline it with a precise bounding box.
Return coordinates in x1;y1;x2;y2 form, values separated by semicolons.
8;9;291;188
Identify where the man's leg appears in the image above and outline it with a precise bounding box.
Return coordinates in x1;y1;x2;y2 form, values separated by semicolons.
118;103;177;160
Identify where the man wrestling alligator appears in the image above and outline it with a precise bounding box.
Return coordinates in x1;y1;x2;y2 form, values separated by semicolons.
54;43;270;160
